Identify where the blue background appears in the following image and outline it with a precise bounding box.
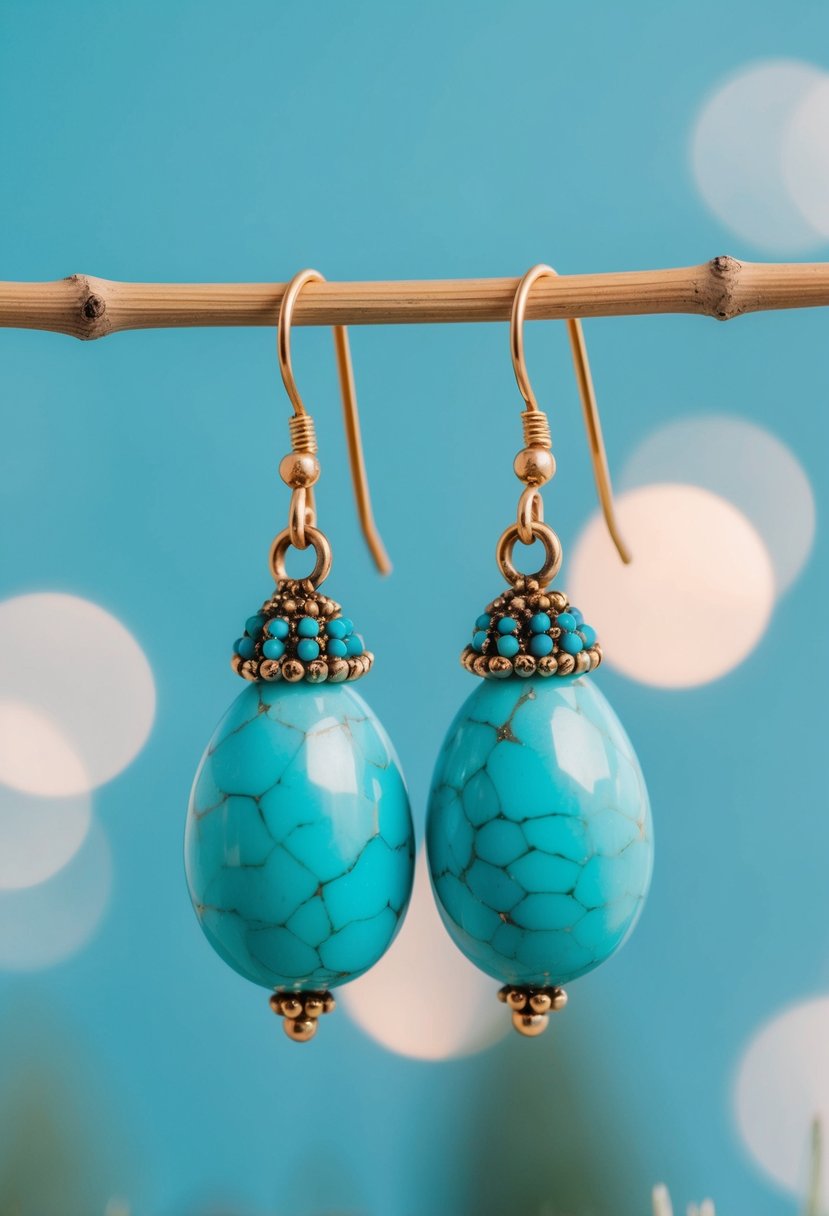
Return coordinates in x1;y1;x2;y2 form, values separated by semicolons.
0;2;827;1214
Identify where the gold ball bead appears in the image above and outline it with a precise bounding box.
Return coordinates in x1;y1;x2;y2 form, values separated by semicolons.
488;656;513;679
284;1016;317;1042
514;446;556;486
514;654;537;678
230;654;244;675
537;655;559;676
575;650;591;674
497;986;510;1003
506;990;527;1011
304;996;325;1019
328;658;349;683
346;658;362;681
282;598;297;614
473;655;490;677
557;653;576;676
551;988;568;1011
529;992;552;1014
279;452;320;488
550;591;568;613
280;997;303;1019
260;659;282;681
306;659;328;683
268;993;282;1014
282;659;305;683
303;600;320;617
323;992;336;1013
240;659;259;682
512;1011;549;1037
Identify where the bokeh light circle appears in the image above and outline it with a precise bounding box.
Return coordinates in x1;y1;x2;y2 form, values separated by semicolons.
735;997;829;1206
783;76;829;238
691;59;826;251
341;849;508;1059
569;484;775;688
0;819;112;969
622;416;815;594
0;593;156;796
0;779;91;891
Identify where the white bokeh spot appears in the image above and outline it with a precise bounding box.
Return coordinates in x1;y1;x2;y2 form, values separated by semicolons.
0;593;156;796
691;59;827;251
784;75;829;238
341;848;508;1060
0;819;112;969
622;416;815;594
569;484;775;688
735;997;829;1206
0;780;91;890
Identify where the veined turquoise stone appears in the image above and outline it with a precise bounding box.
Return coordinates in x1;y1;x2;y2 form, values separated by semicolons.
426;676;652;987
185;681;415;993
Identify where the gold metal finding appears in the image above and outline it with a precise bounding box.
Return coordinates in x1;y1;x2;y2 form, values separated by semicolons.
270;989;336;1042
496;521;563;588
270;527;333;587
497;983;568;1036
277;268;391;574
510;263;631;564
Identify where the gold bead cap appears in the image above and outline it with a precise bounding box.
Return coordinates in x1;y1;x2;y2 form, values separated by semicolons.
270;990;335;1042
498;984;568;1036
461;577;602;680
231;578;374;685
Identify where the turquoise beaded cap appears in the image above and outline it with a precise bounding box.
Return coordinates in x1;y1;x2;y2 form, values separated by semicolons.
231;577;372;684
462;575;601;680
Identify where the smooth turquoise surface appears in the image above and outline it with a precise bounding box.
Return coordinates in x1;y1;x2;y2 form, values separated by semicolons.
185;680;415;992
427;676;652;987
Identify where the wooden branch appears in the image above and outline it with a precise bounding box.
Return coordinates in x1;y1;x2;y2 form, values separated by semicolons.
1;257;829;340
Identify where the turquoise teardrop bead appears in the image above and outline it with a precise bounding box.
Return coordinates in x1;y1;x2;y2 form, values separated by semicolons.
426;676;652;987
185;681;415;993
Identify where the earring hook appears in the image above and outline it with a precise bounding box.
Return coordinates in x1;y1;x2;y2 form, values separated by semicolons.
277;269;391;575
510;264;631;564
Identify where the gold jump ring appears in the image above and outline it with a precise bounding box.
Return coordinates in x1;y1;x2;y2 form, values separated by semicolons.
496;520;562;588
270;526;333;587
516;486;544;545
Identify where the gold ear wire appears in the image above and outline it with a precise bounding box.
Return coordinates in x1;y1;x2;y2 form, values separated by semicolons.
510;264;631;564
277;269;391;575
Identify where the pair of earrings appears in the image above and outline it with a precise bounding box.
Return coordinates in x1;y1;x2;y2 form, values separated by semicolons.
184;266;653;1043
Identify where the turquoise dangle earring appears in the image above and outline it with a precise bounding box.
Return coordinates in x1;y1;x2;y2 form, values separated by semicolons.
185;270;415;1042
426;265;653;1038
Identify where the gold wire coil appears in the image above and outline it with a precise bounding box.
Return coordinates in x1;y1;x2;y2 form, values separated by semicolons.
496;520;563;588
270;525;333;587
517;486;544;545
288;413;319;454
520;408;552;449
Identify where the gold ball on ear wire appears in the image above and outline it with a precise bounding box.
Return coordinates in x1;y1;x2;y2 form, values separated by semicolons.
279;451;321;488
514;447;556;486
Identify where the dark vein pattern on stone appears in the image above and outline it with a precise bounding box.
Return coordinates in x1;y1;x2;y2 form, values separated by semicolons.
426;675;652;987
186;681;415;993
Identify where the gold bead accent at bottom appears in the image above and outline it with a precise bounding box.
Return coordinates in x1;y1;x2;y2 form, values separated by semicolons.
497;984;568;1036
512;1011;548;1036
269;990;336;1043
284;1017;316;1042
